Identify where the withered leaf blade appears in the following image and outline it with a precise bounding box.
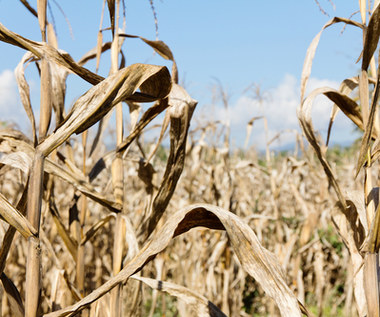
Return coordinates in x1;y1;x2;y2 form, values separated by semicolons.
14;52;37;145
297;87;347;208
131;275;227;317
362;2;380;71
19;0;38;17
80;215;114;246
244;116;264;149
301;17;363;103
1;272;24;317
326;77;360;145
50;203;78;261
323;90;364;131
0;22;103;85
116;98;170;153
0;131;121;212
145;84;197;236
43;204;301;317
355;67;380;177
0;192;37;239
37;63;171;156
120;33;178;83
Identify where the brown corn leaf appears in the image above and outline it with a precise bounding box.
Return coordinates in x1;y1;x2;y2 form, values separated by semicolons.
78;41;112;67
323;90;364;132
0;22;103;85
95;31;103;72
0;272;24;317
43;204;301;317
0;192;37;239
14;52;37;145
50;203;78;261
116;98;170;153
120;33;178;83
326;77;359;145
145;110;170;165
301;17;363;102
145;84;197;236
331;199;367;316
297;87;346;208
50;61;67;126
80;215;114;246
37;63;171;156
244;116;264;149
0;131;121;212
0;178;28;275
131;275;227;317
355;67;380;177
362;2;380;71
370;139;380;165
19;0;38;17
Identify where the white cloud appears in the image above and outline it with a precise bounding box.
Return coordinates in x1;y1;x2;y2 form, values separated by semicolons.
0;69;28;130
213;74;359;150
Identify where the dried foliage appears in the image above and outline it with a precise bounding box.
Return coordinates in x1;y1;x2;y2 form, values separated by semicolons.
1;1;380;317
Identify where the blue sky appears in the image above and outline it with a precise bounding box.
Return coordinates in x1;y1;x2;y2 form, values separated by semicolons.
0;0;364;149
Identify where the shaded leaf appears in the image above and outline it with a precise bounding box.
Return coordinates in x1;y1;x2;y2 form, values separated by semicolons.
144;84;197;236
50;203;78;261
37;63;171;156
0;272;24;317
362;2;380;71
81;215;114;246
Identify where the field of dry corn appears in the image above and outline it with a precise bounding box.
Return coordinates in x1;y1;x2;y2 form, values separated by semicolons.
1;1;380;317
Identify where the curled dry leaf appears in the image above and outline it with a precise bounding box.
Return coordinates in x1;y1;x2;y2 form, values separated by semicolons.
297;87;346;207
355;67;380;177
14;51;37;145
145;84;198;236
120;33;178;83
37;63;171;156
43;204;301;317
326;77;360;145
131;275;227;317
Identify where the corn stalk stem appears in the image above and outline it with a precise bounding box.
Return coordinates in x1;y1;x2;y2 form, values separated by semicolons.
110;1;125;316
25;152;44;317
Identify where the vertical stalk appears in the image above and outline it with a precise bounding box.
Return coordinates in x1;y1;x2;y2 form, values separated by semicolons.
76;131;88;300
110;2;125;316
25;2;49;316
25;152;44;317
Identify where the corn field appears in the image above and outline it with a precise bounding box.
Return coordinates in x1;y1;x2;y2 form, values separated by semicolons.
0;1;380;316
